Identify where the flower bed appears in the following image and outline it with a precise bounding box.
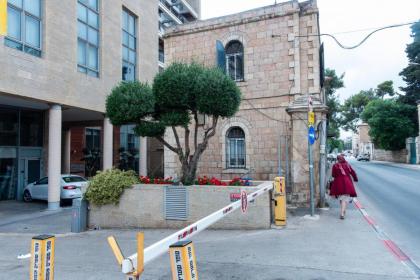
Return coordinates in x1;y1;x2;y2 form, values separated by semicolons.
139;176;173;184
139;175;250;186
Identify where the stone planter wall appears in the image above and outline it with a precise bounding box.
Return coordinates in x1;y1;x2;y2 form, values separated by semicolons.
88;184;272;230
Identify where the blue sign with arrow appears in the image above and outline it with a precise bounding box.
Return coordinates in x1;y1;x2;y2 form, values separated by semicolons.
308;126;315;145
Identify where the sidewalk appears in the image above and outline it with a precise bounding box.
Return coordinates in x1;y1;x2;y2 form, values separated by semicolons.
371;160;420;171
0;199;415;279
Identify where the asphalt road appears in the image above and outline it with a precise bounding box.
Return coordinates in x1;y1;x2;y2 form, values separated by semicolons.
350;160;420;267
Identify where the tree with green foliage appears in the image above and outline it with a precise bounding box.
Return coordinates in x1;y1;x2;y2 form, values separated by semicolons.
361;99;417;150
340;89;376;132
399;21;420;106
106;63;241;185
375;80;396;98
324;68;345;151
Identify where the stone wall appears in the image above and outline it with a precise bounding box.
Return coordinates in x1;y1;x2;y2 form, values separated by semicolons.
373;149;407;163
88;184;271;230
163;1;323;207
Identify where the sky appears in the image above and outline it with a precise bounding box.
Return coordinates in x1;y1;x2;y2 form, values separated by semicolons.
200;0;420;139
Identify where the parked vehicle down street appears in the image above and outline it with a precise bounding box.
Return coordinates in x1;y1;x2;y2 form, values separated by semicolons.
23;175;88;203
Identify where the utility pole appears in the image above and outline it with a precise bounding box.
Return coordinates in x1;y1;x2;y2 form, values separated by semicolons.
319;118;327;208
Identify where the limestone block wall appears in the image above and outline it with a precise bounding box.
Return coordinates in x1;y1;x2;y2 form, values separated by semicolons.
88;184;271;229
163;1;321;187
373;149;407;163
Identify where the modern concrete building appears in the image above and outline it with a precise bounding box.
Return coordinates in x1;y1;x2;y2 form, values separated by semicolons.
0;0;200;207
164;0;327;206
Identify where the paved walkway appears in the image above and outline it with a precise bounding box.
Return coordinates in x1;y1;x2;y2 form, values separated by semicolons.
0;199;416;279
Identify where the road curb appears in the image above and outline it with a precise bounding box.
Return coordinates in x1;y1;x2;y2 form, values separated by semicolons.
353;198;420;279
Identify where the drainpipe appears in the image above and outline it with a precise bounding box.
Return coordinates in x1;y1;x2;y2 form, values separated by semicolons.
319;118;327;208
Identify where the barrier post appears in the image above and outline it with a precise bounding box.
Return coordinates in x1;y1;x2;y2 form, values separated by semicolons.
169;241;198;280
108;233;144;279
30;235;55;280
273;177;286;226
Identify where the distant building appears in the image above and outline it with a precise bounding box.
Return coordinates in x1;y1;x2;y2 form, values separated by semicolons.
357;123;374;158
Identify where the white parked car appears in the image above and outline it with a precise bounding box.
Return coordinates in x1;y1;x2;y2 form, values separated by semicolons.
23;175;88;202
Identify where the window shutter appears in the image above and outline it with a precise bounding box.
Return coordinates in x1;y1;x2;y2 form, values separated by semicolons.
216;40;226;73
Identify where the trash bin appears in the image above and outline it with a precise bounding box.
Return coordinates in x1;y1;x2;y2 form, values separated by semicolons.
71;198;87;233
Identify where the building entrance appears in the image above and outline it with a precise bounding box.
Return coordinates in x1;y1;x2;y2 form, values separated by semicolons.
18;148;43;201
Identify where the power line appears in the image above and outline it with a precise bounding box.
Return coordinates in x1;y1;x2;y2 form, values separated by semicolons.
316;21;417;49
272;21;418;50
329;21;417;35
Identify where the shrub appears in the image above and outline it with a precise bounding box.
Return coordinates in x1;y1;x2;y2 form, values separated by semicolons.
84;169;139;206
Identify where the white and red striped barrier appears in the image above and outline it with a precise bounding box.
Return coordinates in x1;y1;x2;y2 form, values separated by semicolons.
121;181;274;274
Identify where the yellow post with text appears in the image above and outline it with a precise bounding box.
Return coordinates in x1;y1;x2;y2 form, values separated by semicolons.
273;177;286;226
169;240;198;280
30;235;55;280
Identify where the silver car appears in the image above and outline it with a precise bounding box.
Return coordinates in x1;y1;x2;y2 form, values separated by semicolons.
23;175;88;202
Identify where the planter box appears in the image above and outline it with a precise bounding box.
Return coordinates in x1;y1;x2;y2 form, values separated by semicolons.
88;184;271;230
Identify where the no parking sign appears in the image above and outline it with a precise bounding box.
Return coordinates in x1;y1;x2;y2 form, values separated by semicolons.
240;190;248;213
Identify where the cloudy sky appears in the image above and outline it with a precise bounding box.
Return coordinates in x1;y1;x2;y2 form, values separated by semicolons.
200;0;420;138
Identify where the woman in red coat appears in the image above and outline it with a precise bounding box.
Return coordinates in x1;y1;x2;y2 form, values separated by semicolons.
330;155;358;219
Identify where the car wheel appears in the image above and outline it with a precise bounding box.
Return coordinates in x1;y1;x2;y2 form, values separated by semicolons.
23;190;32;202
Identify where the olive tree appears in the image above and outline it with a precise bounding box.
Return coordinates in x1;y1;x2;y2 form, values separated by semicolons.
106;63;241;184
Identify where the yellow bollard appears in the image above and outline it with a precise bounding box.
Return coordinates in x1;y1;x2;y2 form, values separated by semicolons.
169;240;198;280
30;235;55;280
273;177;286;226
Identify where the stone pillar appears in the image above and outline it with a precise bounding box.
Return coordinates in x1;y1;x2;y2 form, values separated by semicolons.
48;104;62;210
286;95;328;207
140;137;147;176
102;117;113;170
62;129;71;174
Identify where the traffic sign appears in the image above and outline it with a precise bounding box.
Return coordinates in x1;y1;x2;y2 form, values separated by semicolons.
308;112;315;124
308;126;315;145
240;190;248;213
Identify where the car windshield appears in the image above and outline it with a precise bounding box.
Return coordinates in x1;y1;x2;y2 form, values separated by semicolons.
62;176;87;183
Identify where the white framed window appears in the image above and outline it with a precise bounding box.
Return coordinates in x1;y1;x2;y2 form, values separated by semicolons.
122;8;137;81
226;127;245;168
5;0;42;57
225;40;244;82
77;0;100;77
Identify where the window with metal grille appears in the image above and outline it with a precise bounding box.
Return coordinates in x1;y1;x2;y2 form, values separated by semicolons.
122;8;136;81
225;40;244;82
5;0;42;57
226;127;246;168
77;0;99;77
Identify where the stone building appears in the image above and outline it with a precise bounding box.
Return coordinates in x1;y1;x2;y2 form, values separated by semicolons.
164;0;327;206
0;0;200;206
357;123;374;158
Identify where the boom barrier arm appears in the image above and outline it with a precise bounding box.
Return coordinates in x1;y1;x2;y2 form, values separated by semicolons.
121;181;274;274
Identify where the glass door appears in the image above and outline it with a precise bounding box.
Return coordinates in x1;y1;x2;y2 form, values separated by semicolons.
0;157;17;200
27;159;41;184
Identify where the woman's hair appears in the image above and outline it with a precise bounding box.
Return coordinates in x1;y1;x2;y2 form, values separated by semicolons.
337;154;346;163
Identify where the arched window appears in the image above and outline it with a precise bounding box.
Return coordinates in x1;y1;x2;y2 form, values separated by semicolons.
226;127;246;168
225;40;244;81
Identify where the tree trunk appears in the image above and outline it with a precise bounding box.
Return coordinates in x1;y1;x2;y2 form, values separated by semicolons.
156;116;219;185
